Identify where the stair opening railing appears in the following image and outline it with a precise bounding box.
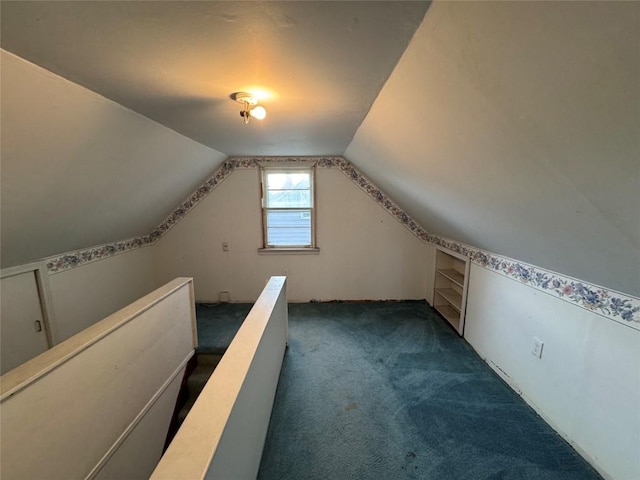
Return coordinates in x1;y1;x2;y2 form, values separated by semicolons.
0;278;197;480
151;276;288;480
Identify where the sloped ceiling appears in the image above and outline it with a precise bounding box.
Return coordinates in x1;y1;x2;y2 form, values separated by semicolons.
0;1;428;268
1;50;227;268
1;1;638;298
0;1;429;155
346;1;640;296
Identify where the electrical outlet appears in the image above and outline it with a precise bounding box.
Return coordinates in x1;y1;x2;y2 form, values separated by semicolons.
222;242;229;252
219;291;230;303
531;337;544;359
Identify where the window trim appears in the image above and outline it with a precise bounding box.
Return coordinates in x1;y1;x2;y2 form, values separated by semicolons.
259;165;318;252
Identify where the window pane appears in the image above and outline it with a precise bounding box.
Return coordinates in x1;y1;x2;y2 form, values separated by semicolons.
266;190;311;208
266;172;310;190
266;210;312;246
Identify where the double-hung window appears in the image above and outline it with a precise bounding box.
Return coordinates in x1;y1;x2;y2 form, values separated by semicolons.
261;167;316;250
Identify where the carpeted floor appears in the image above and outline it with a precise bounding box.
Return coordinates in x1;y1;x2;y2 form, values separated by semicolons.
195;302;253;354
196;302;601;480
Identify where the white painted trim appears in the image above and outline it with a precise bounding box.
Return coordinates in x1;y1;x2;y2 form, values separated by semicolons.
260;164;317;249
152;276;288;480
1;260;46;279
84;354;193;480
257;247;320;255
0;277;194;400
434;246;471;335
0;276;197;480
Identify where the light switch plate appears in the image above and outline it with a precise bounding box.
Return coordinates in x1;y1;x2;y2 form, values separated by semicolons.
532;337;544;359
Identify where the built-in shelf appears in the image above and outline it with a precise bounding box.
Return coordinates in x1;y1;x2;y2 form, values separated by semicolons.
434;304;460;330
436;269;464;288
433;247;470;336
434;288;462;312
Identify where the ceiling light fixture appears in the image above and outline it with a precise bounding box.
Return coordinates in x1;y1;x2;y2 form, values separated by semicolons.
231;92;267;125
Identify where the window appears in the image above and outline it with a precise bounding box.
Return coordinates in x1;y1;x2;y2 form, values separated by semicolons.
261;167;316;249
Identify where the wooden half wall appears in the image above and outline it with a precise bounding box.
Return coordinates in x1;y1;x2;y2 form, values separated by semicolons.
0;277;197;480
151;276;288;480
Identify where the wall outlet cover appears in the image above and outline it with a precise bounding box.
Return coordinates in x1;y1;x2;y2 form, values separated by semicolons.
531;337;544;359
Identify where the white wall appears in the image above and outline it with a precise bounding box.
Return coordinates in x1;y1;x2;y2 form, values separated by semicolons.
464;265;640;480
1;278;195;480
48;247;156;342
152;168;432;302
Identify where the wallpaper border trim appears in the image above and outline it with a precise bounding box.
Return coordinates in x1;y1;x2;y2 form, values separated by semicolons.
321;157;640;328
44;156;639;328
45;236;154;273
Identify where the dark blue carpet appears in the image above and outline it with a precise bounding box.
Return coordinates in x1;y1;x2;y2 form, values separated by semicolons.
255;302;601;480
195;303;253;354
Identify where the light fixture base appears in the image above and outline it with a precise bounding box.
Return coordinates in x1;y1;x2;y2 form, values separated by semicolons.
230;92;258;105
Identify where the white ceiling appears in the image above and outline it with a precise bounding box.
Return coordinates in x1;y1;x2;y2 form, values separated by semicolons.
0;1;429;156
1;0;638;297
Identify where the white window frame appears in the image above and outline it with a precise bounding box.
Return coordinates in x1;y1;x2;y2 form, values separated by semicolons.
259;165;319;253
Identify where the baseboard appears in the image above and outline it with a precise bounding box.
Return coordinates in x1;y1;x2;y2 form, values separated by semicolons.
475;352;613;480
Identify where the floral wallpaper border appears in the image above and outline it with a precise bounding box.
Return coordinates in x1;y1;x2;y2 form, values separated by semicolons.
45;235;154;273
45;156;639;327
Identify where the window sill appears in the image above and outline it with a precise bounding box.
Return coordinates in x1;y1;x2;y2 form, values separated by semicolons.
258;247;320;255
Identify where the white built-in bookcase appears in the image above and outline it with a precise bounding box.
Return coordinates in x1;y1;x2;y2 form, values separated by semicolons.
433;247;470;335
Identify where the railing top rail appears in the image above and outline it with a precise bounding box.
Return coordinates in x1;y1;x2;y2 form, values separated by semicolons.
151;275;287;480
0;277;194;401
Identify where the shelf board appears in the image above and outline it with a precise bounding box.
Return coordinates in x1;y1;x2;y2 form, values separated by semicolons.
434;288;462;311
434;304;460;330
436;269;464;288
